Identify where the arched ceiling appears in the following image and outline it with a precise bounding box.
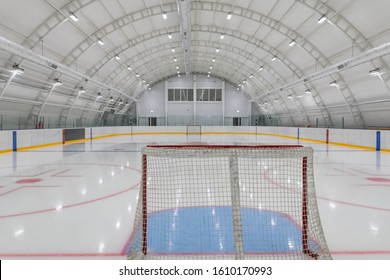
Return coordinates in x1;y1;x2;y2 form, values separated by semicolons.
0;0;390;128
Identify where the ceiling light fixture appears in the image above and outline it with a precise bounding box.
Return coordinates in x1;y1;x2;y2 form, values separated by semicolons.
96;93;102;99
289;39;296;47
97;38;104;45
115;54;120;60
127;66;132;70
318;14;327;24
216;48;220;53
259;66;263;71
250;74;254;78
174;57;177;62
168;33;172;39
227;12;232;20
271;56;277;61
162;12;167;20
53;79;62;86
78;87;86;94
220;34;225;40
369;68;381;76
172;48;175;52
69;12;79;22
330;80;338;87
136;73;139;77
212;58;216;62
305;89;312;95
12;64;24;74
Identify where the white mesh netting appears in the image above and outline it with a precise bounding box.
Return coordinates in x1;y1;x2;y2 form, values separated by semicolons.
127;145;331;260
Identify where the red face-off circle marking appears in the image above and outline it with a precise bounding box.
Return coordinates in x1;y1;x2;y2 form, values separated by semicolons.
366;177;390;183
15;178;43;184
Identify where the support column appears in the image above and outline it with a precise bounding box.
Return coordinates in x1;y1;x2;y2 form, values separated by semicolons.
193;75;197;125
165;81;168;126
222;81;225;126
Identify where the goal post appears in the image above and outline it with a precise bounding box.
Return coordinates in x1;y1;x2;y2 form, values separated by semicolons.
128;145;332;260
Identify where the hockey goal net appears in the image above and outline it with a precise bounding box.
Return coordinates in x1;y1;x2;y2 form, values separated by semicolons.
128;145;331;260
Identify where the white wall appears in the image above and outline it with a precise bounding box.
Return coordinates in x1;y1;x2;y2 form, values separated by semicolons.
138;75;252;123
225;84;250;117
138;83;165;117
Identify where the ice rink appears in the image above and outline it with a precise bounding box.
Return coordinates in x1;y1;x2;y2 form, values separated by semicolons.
0;133;389;260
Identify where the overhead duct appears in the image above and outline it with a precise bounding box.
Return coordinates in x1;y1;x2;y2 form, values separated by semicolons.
178;0;192;77
0;35;138;101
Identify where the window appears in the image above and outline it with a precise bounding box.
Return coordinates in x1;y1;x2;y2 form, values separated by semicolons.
181;89;187;101
216;89;222;101
174;89;181;101
209;89;216;101
168;89;174;101
187;89;194;101
168;89;194;102
197;89;221;102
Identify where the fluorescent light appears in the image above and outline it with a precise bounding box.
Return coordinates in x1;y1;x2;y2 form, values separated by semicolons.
115;54;120;60
168;33;172;39
142;80;146;83
162;12;167;20
243;79;246;84
96;93;102;99
220;34;225;40
172;48;175;52
69;12;79;22
178;74;181;77
259;66;263;71
289;39;296;47
174;57;177;62
216;48;220;53
212;58;215;62
176;65;179;69
12;64;24;74
78;88;86;94
227;12;232;20
274;99;279;103
271;56;277;61
369;68;381;76
127;66;132;70
136;73;139;77
97;38;104;45
250;74;254;78
288;95;293;99
208;74;210;77
330;80;338;87
210;66;213;69
318;14;327;24
305;89;312;95
53;79;62;86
